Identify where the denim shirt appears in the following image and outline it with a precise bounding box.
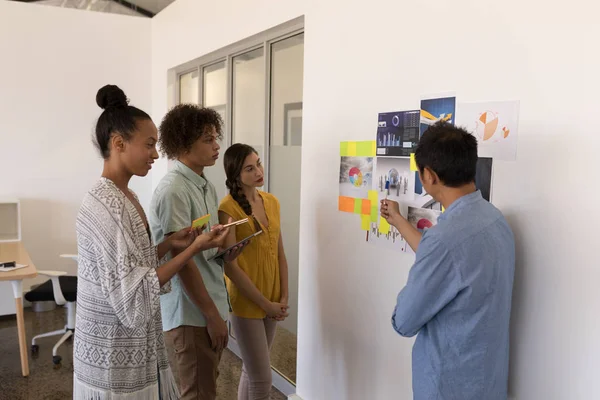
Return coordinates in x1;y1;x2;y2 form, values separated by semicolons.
392;190;515;400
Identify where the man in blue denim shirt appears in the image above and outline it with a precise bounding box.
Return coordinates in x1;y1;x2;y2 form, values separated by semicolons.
381;121;515;400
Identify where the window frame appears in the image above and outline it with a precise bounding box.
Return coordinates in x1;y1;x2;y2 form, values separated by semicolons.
169;16;304;192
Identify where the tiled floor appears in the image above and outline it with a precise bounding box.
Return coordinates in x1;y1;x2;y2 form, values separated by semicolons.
270;326;297;383
0;307;286;400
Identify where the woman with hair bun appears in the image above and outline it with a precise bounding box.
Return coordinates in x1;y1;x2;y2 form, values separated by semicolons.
73;85;229;399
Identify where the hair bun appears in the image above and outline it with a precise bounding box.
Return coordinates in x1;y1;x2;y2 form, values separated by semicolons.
96;85;128;110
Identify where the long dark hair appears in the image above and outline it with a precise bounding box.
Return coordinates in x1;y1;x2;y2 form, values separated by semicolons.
224;143;259;217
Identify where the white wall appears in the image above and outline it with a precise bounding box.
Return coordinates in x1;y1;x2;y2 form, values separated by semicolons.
0;1;152;292
150;0;305;192
152;1;600;399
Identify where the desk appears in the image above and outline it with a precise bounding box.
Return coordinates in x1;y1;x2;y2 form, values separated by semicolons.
0;242;38;377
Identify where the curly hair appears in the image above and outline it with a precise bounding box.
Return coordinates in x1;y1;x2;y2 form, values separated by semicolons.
158;104;223;159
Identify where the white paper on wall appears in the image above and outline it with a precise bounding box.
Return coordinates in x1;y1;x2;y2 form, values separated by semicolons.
456;101;520;161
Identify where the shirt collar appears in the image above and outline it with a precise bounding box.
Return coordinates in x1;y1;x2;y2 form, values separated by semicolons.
438;190;482;221
174;160;207;190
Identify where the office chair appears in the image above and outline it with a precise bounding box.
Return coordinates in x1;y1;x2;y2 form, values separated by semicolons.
24;254;77;368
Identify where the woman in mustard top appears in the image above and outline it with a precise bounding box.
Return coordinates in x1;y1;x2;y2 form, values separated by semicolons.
218;143;289;400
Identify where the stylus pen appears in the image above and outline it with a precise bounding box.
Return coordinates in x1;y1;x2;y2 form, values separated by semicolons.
384;180;390;204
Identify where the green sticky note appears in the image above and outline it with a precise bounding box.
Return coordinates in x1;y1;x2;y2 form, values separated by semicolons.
340;142;349;156
354;198;362;214
357;141;376;156
370;206;378;223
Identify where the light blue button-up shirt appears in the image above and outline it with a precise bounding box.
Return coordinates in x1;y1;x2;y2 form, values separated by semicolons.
149;161;230;331
392;190;515;400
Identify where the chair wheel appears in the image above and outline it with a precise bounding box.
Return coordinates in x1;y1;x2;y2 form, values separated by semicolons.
52;355;62;369
31;344;39;355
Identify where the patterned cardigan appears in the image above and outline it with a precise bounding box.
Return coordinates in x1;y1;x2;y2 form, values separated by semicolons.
73;178;179;400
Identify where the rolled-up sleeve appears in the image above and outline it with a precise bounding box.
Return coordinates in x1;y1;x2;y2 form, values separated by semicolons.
392;235;460;337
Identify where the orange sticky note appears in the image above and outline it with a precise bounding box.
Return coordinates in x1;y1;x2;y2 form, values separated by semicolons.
379;218;391;235
361;214;371;231
338;196;354;213
361;199;371;215
410;153;418;172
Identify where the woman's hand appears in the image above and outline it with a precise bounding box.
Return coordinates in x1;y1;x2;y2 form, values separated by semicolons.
169;226;203;251
193;225;230;252
264;301;289;320
273;294;289;321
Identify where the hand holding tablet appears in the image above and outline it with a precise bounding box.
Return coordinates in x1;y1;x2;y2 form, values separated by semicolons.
209;230;262;261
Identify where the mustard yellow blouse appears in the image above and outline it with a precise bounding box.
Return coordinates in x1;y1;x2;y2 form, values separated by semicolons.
219;191;281;319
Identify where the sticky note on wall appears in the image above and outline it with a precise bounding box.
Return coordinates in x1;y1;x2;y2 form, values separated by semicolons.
339;196;355;213
340;141;376;157
356;141;376;157
348;142;357;156
370;206;379;223
368;190;379;222
361;199;371;215
361;215;371;231
379;218;391;235
340;142;349;156
368;190;378;203
410;153;418;172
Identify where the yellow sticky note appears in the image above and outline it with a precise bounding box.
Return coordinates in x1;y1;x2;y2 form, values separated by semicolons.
348;142;357;156
192;214;211;229
361;214;371;231
340;142;349;156
442;206;445;212
410;153;418;172
368;190;378;203
379;218;391;235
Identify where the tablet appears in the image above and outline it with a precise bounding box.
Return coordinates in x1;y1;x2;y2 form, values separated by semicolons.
209;230;262;261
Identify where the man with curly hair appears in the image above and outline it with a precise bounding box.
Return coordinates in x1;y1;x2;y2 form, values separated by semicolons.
149;104;241;400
